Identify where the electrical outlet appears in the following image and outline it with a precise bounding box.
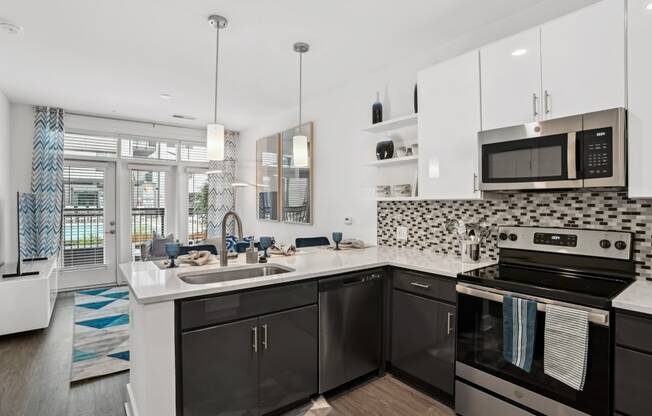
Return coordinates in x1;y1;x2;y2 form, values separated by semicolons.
396;226;408;241
344;216;353;225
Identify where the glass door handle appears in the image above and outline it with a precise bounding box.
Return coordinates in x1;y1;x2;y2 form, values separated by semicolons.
105;230;116;235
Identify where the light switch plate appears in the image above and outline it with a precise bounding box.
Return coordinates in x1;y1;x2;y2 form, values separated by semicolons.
396;226;408;241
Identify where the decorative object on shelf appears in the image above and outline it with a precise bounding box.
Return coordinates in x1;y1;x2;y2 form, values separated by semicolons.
292;42;310;168
332;232;343;250
392;184;412;197
410;143;419;156
165;242;181;268
375;185;391;198
395;145;407;158
206;14;228;161
414;83;418;114
372;91;383;124
375;140;394;160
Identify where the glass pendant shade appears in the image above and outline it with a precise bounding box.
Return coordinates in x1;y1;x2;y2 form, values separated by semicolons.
293;134;309;168
207;123;225;161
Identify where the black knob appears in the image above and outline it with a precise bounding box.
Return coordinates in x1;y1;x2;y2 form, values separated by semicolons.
599;239;611;249
509;234;518;242
499;233;508;241
615;240;627;251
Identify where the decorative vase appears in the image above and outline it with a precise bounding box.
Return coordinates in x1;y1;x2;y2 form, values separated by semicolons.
376;140;394;160
372;91;383;124
414;83;418;114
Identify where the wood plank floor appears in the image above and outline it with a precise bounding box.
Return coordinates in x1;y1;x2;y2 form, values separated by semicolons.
0;293;454;416
0;293;128;416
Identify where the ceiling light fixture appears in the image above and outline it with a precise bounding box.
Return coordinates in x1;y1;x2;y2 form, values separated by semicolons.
207;14;228;161
0;19;23;35
511;49;528;57
292;42;310;169
160;93;172;100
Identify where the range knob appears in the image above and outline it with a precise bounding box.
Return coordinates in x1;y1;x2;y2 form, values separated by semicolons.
499;233;508;241
508;234;518;242
599;239;611;249
615;240;628;251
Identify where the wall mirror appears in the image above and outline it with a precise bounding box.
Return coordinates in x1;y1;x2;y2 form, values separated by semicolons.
256;122;313;224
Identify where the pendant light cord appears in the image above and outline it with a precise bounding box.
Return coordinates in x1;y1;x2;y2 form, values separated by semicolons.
298;51;303;130
214;25;220;124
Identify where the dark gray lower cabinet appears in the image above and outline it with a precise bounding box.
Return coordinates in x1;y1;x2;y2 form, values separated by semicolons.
182;317;259;416
391;289;455;395
259;305;318;415
181;305;318;416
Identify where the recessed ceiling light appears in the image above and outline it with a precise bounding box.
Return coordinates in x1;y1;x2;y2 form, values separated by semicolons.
0;19;23;35
160;93;172;100
511;49;528;57
647;2;652;10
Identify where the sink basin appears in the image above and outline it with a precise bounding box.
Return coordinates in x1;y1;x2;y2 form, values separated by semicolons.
178;264;295;284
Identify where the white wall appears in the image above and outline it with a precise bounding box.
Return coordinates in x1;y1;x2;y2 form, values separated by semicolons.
0;90;11;266
236;1;598;245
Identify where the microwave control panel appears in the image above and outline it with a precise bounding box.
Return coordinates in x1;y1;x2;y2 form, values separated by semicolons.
581;127;613;179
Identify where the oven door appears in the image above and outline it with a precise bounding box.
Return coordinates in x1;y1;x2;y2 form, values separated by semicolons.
455;283;612;416
479;114;583;191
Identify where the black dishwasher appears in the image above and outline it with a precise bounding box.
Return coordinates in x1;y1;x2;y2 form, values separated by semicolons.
318;269;384;393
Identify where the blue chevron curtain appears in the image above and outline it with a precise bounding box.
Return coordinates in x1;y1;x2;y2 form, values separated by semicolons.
26;107;65;258
207;130;238;237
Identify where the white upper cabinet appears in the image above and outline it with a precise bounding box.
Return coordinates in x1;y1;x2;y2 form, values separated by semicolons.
627;0;652;198
480;28;542;131
540;0;626;120
417;50;482;200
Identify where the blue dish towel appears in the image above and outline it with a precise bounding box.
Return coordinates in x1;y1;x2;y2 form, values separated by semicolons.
503;295;537;372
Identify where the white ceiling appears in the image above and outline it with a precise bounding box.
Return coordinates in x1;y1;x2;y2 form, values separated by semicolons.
0;0;596;130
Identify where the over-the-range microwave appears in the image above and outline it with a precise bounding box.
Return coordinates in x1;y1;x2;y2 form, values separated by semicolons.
478;107;626;191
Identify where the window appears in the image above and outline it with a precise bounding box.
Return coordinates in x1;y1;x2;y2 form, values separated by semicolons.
121;137;177;161
62;166;105;268
64;133;119;158
130;169;167;260
180;143;208;163
187;173;208;242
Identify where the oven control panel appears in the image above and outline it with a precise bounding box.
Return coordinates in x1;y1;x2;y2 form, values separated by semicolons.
497;226;633;260
533;232;577;247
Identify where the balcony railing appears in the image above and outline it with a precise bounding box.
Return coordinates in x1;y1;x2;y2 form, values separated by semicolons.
63;207;105;268
188;210;207;242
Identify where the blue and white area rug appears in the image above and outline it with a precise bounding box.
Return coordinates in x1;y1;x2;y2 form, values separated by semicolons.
71;286;130;382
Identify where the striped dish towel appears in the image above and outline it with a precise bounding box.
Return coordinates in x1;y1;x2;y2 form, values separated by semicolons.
503;295;537;372
544;304;589;391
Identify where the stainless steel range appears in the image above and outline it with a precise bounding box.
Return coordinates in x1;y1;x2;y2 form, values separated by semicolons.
455;226;635;416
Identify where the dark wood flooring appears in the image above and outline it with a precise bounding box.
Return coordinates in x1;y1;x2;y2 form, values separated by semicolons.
0;293;454;416
0;293;128;416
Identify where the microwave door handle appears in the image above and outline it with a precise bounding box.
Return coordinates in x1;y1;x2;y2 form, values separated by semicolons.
456;283;609;326
567;132;577;180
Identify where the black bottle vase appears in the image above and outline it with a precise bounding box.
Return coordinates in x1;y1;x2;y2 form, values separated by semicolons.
372;91;383;124
414;83;418;114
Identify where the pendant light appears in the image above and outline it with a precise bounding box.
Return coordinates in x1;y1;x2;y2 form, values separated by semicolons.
292;42;310;168
207;15;228;161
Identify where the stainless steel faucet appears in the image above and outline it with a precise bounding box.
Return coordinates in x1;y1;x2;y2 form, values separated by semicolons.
220;210;244;266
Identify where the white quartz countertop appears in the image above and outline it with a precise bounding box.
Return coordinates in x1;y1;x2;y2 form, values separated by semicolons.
613;280;652;315
120;246;495;304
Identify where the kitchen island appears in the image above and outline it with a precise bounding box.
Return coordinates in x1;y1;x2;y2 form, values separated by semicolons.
121;246;494;416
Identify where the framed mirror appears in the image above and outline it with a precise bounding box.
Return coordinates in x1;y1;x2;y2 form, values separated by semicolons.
255;122;313;224
256;133;280;221
280;122;313;224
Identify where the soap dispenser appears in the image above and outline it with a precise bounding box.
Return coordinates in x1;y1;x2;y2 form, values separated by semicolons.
246;240;258;264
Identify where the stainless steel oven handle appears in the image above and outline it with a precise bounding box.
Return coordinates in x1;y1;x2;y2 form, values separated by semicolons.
567;132;577;179
456;283;610;326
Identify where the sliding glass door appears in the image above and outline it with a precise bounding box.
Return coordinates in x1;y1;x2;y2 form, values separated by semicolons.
61;160;117;289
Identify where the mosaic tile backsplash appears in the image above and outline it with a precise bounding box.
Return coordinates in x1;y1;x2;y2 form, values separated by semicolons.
377;192;652;280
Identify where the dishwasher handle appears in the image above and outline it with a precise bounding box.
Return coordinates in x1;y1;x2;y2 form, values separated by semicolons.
319;271;384;291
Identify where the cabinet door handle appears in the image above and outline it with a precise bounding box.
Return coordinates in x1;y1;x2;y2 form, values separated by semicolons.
532;93;539;117
410;282;430;289
473;173;479;193
447;312;454;335
544;90;550;114
252;327;258;352
262;324;268;350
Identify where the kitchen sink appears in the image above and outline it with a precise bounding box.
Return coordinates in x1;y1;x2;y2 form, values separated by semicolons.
178;264;295;284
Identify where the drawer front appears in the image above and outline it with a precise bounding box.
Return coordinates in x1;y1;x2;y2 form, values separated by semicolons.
616;311;652;353
615;346;652;416
180;281;317;331
393;269;456;303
